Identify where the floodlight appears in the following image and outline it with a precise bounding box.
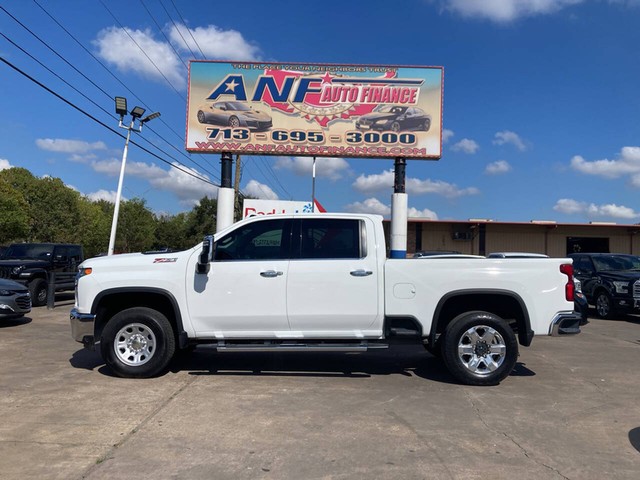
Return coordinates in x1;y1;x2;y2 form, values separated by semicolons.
140;111;161;124
114;96;128;117
130;106;146;119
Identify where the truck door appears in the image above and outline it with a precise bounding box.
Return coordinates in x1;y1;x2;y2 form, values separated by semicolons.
286;218;382;335
186;218;292;336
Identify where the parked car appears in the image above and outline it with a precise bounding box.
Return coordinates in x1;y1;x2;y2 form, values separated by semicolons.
0;278;31;319
570;253;640;319
196;101;272;130
355;106;431;132
0;243;83;306
489;252;588;325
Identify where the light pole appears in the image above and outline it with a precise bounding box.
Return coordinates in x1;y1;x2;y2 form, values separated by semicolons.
107;96;160;255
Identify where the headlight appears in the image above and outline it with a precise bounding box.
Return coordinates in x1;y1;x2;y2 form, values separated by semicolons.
11;266;23;276
0;289;12;296
612;281;629;294
76;266;93;280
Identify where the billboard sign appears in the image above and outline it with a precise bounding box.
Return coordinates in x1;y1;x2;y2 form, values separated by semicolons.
187;61;443;160
243;199;326;219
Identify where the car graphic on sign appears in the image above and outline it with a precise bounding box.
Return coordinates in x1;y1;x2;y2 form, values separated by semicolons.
196;101;273;131
355;105;431;132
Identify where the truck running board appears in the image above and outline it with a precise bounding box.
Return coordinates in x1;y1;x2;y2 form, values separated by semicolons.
214;341;389;353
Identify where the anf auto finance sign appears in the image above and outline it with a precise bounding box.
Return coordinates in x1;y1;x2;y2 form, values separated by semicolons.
186;61;443;160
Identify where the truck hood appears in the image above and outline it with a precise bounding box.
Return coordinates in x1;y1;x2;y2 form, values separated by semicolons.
81;249;195;269
0;259;50;269
598;270;640;282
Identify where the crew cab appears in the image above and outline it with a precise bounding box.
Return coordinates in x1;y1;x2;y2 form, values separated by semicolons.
570;253;640;319
70;214;580;386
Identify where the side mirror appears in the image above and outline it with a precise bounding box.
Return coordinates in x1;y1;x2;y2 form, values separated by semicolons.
196;235;214;274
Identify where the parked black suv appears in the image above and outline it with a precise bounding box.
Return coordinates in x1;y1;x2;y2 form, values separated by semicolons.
0;243;83;306
569;253;640;319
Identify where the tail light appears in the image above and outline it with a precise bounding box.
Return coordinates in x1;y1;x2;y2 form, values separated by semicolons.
560;263;574;302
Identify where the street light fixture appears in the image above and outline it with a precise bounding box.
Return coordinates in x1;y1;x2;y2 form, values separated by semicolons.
107;96;161;256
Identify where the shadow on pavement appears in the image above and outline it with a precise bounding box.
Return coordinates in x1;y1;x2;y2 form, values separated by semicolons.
629;427;640;453
69;348;104;371
0;316;32;328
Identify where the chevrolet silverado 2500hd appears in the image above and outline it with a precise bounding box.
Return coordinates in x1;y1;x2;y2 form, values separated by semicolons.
70;213;580;385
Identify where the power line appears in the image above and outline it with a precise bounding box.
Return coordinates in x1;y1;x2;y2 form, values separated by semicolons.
0;55;220;188
139;0;189;71
165;0;207;59
98;0;186;101
25;0;219;180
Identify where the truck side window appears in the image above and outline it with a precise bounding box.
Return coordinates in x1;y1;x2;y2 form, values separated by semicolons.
300;219;362;259
214;219;290;261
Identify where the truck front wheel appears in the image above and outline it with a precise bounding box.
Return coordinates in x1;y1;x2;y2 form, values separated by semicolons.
29;278;48;307
100;307;175;378
442;311;518;386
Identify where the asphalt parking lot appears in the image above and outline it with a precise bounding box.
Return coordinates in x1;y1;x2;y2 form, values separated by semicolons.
1;296;639;480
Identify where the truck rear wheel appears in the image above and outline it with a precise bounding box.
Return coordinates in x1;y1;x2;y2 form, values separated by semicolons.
29;278;48;307
442;311;518;386
100;307;175;378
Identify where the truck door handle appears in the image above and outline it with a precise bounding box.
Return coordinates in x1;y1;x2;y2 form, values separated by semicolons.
260;270;283;278
350;269;373;277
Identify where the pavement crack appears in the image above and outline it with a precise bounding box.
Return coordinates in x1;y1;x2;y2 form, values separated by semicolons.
77;375;198;479
465;391;570;479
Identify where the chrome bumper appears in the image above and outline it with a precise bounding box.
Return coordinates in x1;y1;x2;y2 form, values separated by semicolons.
70;308;96;347
549;311;582;336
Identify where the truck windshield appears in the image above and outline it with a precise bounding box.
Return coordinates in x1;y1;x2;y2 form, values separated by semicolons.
3;244;54;260
593;255;640;271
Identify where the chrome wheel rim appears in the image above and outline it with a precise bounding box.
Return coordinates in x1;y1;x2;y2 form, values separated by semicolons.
457;325;506;376
197;111;205;123
229;117;240;127
596;295;610;317
114;323;156;367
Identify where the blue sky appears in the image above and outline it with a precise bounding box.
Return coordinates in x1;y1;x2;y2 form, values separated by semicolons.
1;0;640;223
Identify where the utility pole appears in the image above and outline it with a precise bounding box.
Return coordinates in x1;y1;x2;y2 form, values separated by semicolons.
233;154;242;221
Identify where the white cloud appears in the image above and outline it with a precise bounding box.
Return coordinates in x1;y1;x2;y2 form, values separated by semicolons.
86;189;121;203
170;24;260;61
353;169;479;198
570;147;640;179
275;156;350;181
36;138;107;154
554;198;640;220
493;130;527;151
0;158;13;171
90;158;217;207
435;0;584;23
344;197;438;219
408;207;439;220
243;180;279;200
451;138;479;154
94;26;186;89
442;129;454;144
94;23;259;90
485;160;512;175
345;198;390;216
148;163;218;207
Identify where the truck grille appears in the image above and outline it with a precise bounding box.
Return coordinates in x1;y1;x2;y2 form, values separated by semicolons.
0;267;11;279
15;294;31;310
634;280;640;298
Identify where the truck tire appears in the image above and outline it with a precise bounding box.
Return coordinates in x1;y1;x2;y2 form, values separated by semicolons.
595;291;615;319
100;307;175;378
29;278;48;307
442;311;518;386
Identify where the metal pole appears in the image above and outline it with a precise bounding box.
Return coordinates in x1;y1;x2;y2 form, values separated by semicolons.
107;122;133;256
216;152;235;232
390;157;408;259
311;156;316;212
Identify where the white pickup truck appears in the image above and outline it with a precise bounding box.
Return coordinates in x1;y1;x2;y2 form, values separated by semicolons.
70;213;580;385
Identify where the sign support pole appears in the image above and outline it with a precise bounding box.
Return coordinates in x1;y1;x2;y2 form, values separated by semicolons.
217;152;235;232
311;156;316;213
390;157;407;259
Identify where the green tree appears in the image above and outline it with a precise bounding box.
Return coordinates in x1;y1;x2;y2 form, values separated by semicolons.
185;196;217;244
76;198;111;258
154;212;192;251
0;179;30;243
116;198;156;253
